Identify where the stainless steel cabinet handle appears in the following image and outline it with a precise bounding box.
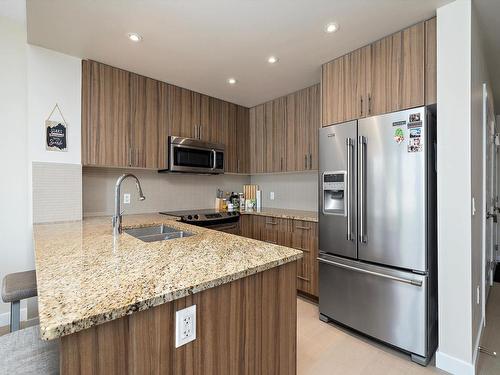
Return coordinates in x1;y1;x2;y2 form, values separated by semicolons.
297;276;310;282
317;257;423;287
265;240;277;244
359;136;367;243
309;154;312;169
266;220;278;225
280;157;283;171
296;226;310;230
199;125;202;140
346;138;353;241
128;147;132;167
368;95;372;115
360;96;363;116
304;155;307;169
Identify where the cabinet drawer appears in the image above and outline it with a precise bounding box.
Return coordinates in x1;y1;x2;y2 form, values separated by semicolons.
292;220;317;236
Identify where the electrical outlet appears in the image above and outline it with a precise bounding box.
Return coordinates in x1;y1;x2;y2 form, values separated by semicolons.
123;193;131;204
175;305;196;348
270;192;275;200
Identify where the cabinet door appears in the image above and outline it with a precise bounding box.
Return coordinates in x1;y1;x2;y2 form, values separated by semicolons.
240;215;253;238
130;74;161;169
344;46;371;121
425;17;437;105
167;85;197;139
223;102;238;173
236;106;250;174
321;57;345;126
273;97;287;172
199;96;223;144
285;92;298;172
370;22;424;115
307;84;320;170
249;104;265;173
83;61;131;167
291;221;318;297
296;88;310;171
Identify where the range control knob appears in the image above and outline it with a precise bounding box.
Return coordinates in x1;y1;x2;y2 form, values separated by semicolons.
194;215;199;220
187;215;193;220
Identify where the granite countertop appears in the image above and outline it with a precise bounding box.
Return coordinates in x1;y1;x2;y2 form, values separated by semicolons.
241;207;318;222
33;214;302;340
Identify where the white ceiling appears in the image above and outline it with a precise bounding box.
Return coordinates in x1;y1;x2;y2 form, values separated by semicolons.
27;0;450;107
474;0;500;112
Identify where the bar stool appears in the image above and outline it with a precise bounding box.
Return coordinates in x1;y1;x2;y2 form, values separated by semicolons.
1;270;37;332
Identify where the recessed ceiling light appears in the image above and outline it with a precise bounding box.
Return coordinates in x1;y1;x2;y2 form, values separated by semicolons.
227;78;237;85
127;32;142;42
268;56;279;64
325;22;339;33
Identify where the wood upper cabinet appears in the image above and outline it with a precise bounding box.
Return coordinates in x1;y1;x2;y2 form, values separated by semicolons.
223;102;237;173
370;22;425;115
82;60;131;167
129;73;166;169
167;85;197;139
322;20;430;126
236;106;250;174
425;17;437;105
249;84;320;173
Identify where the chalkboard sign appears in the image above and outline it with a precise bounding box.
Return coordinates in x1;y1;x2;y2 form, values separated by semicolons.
46;121;67;151
45;104;68;152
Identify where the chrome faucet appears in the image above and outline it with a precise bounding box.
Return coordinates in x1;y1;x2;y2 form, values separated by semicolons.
112;174;146;236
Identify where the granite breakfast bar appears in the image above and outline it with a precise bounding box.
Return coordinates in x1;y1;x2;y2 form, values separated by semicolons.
33;214;302;375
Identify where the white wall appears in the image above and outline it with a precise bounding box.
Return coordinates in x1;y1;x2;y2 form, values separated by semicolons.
27;45;81;165
0;2;82;324
0;6;32;318
436;1;494;374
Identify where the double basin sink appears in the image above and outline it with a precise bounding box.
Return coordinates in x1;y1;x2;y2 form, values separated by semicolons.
124;224;194;242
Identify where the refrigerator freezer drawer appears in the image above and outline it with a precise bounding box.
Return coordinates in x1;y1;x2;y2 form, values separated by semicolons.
319;254;428;357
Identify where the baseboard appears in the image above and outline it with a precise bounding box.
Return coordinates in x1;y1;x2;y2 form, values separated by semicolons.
436;350;475;375
0;308;28;327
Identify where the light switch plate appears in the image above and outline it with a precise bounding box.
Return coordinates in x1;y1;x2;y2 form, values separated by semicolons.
175;305;196;348
123;193;131;204
270;192;275;200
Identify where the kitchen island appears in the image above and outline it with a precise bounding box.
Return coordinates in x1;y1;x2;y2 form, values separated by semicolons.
33;214;302;375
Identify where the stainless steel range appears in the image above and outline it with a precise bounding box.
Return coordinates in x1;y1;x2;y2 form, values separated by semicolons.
160;209;240;234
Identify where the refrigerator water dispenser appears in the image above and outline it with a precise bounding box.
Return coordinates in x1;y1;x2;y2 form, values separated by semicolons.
322;171;346;215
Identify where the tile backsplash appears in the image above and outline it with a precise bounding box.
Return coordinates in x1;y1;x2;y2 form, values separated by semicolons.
32;162;82;223
250;171;318;211
83;168;250;217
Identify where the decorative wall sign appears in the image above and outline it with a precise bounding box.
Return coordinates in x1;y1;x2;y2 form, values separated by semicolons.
45;104;68;152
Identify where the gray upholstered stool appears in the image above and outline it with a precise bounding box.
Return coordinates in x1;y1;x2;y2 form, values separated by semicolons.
0;324;59;374
1;270;37;332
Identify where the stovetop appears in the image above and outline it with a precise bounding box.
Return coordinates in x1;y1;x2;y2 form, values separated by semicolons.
159;209;239;224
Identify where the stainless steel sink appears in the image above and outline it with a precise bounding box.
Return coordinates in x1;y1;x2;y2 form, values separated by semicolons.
124;225;194;242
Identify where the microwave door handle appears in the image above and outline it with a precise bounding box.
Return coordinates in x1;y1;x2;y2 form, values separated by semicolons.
212;149;216;170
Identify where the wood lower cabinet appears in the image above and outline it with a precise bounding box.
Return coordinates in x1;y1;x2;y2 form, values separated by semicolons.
239;215;318;297
322;19;432;126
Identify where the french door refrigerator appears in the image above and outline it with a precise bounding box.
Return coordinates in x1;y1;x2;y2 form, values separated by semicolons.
318;106;437;365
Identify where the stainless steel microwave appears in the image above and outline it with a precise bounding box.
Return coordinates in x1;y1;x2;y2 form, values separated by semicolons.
164;136;224;174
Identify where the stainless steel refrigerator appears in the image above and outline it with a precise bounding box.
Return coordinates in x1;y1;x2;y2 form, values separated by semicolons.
318;106;437;365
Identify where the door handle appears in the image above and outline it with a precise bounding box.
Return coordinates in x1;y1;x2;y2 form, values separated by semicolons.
359;136;367;243
346;138;353;241
318;257;423;287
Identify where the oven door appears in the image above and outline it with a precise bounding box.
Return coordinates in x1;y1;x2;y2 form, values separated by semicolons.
168;137;224;174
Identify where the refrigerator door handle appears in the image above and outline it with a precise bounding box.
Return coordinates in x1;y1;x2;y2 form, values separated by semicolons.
359;136;367;243
317;257;423;287
346;138;353;241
